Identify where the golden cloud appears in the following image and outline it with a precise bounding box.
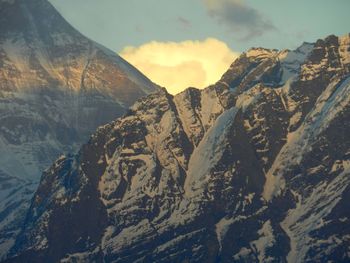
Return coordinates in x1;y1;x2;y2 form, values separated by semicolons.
120;38;239;95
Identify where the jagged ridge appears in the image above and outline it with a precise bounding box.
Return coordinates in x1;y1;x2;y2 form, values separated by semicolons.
0;0;158;258
5;33;350;263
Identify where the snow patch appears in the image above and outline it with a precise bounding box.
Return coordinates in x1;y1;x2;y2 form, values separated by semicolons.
281;161;350;263
235;85;262;111
215;217;234;251
263;77;350;201
250;220;275;262
185;107;238;197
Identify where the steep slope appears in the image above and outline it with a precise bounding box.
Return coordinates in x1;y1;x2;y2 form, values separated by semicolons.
6;34;350;262
0;0;158;258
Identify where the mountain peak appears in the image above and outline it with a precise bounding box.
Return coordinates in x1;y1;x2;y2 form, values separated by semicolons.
0;0;158;258
339;33;350;66
0;0;82;42
246;47;278;59
339;32;350;40
7;33;350;263
1;4;350;259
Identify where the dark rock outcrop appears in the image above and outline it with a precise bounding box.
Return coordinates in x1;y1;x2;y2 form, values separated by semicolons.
5;33;350;262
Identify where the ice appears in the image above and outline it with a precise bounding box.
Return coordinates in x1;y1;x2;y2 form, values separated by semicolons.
154;229;202;254
185;107;238;197
278;43;314;84
251;220;275;262
199;87;225;130
215;217;235;251
263;77;350;201
281;160;350;263
233;247;251;260
235;85;262;111
105;219;155;251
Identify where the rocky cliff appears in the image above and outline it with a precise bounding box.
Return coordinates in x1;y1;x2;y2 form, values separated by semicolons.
0;0;158;258
5;33;350;262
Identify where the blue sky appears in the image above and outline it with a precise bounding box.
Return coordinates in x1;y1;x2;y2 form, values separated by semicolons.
50;0;349;52
49;0;350;93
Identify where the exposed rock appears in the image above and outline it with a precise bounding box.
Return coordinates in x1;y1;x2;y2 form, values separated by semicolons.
4;29;350;263
0;0;158;258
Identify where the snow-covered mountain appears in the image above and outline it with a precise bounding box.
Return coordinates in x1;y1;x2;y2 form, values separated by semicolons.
5;33;350;263
0;0;158;258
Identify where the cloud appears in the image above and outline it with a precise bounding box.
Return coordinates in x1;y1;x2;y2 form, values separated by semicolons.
202;0;276;40
120;38;239;95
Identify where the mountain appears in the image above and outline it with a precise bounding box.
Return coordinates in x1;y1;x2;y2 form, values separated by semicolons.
5;33;350;263
0;0;158;258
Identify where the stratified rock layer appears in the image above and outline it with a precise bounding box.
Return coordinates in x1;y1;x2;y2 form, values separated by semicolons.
5;30;350;262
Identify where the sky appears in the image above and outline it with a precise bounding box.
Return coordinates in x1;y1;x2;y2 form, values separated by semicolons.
49;0;350;94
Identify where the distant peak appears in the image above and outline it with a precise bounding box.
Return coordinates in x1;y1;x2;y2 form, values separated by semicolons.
295;42;314;55
246;47;278;59
339;33;350;42
0;0;83;43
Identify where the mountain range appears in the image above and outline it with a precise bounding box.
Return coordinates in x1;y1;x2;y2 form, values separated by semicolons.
1;0;350;262
4;25;350;262
0;0;157;258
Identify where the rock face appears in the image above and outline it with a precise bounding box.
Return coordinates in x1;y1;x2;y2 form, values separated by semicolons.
5;33;350;263
0;0;157;258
